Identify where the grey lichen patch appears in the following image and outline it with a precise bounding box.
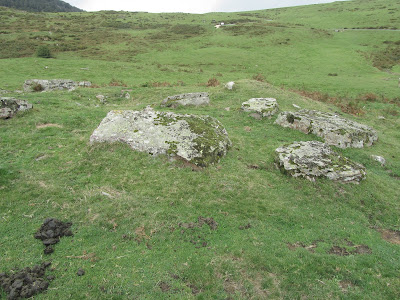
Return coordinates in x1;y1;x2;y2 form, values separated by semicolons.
160;92;210;108
1;97;33;119
275;109;378;148
275;141;366;183
90;107;231;167
241;98;278;118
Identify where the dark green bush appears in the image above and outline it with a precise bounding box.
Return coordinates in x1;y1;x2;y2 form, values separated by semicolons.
36;45;51;58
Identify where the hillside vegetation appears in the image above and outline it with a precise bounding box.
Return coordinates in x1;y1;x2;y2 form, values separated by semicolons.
0;0;399;299
0;0;82;12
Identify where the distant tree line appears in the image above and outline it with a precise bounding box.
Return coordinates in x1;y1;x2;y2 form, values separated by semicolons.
0;0;83;12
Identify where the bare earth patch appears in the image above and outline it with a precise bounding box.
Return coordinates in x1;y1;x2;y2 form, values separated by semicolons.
379;229;400;245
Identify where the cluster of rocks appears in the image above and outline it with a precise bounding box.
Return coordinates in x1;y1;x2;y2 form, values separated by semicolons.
90;107;231;167
23;79;91;92
1;97;33;119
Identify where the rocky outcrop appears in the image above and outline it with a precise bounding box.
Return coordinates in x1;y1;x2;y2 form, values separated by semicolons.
275;109;378;148
161;92;209;108
1;97;33;119
23;79;91;92
275;141;366;183
241;98;278;118
90;107;231;167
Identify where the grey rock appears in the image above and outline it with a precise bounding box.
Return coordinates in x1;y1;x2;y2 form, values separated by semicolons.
78;81;92;87
90;107;231;167
241;98;278;118
225;81;235;90
96;95;107;103
1;97;33;119
161;92;209;108
23;79;91;92
275;141;366;183
293;104;301;109
275;109;378;148
0;89;10;95
371;155;386;166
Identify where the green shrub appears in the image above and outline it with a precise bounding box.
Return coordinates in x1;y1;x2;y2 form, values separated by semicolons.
35;45;51;58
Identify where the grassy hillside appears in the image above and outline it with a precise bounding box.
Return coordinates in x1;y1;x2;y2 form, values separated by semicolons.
1;0;400;299
0;0;83;12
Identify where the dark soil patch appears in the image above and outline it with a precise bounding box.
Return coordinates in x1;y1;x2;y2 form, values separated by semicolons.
158;281;171;292
179;216;218;230
239;223;252;230
0;262;52;299
328;246;351;256
379;228;400;244
34;218;73;254
353;244;372;254
189;235;208;248
76;269;85;276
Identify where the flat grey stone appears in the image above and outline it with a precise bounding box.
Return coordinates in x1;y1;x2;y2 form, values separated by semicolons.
275;141;366;183
1;97;33;119
241;98;278;118
23;79;91;92
275;109;378;148
90;107;231;167
161;92;209;108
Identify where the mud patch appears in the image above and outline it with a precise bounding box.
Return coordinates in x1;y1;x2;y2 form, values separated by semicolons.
379;228;400;245
179;216;218;231
0;262;52;299
328;244;372;256
34;218;73;254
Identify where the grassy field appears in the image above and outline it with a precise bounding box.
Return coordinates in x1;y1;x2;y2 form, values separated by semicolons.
1;0;400;299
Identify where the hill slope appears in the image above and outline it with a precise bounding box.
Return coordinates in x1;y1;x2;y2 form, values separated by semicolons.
0;0;82;12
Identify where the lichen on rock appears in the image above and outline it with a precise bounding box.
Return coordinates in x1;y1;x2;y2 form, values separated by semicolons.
275;141;366;183
90;107;231;167
1;97;33;119
160;92;210;108
241;98;278;118
23;79;91;92
274;109;378;148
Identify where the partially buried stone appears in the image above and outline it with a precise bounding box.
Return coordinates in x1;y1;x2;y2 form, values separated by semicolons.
77;269;85;276
275;141;366;183
161;92;209;108
90;107;231;167
1;97;33;119
241;98;279;118
275;109;378;148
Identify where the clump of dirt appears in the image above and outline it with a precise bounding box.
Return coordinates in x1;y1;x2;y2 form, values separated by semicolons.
179;216;218;230
239;223;252;230
0;262;52;300
34;218;73;254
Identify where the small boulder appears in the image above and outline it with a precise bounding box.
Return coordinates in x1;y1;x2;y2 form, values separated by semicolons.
241;98;278;118
96;95;107;103
225;81;235;90
1;97;33;119
78;81;92;87
275;141;366;183
161;92;209;108
371;155;386;166
275;109;378;148
90;107;231;167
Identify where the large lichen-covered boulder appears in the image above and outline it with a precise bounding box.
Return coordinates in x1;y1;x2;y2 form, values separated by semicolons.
1;97;33;119
23;79;91;92
161;92;210;108
241;98;278;118
90;107;231;167
275;141;366;183
275;109;378;148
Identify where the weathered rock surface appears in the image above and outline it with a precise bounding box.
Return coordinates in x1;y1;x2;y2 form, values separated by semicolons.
371;155;386;166
161;92;209;108
1;97;33;119
90;107;231;167
225;81;235;90
241;98;278;118
275;109;378;148
23;79;91;92
275;141;366;183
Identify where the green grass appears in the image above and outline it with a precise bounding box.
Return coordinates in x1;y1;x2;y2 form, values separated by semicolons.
1;0;400;299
